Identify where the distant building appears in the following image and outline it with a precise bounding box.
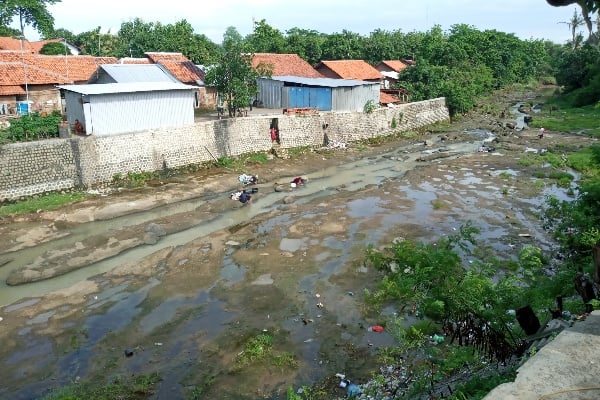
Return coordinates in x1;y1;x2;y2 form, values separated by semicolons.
251;53;323;78
315;60;383;83
256;75;379;112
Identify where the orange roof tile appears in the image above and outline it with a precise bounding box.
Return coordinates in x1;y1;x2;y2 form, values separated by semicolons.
0;37;34;52
377;60;408;73
158;60;204;84
379;91;400;104
145;52;188;63
0;50;35;63
251;53;322;78
316;60;382;81
0;62;71;85
0;85;25;95
33;55;118;82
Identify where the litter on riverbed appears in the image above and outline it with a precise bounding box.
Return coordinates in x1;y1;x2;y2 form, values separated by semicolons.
368;325;384;333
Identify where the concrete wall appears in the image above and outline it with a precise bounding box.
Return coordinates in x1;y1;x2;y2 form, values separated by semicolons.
0;98;449;201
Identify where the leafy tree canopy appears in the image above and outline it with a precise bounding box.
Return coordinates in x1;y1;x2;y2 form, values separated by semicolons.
205;27;271;117
38;40;67;54
0;0;60;38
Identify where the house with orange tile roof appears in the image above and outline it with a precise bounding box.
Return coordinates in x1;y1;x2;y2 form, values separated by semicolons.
251;53;323;78
315;60;382;82
375;60;413;90
0;37;35;52
0;36;79;55
0;50;118;115
375;60;413;103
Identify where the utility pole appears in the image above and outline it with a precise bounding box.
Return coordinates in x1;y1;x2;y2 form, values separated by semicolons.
18;9;30;115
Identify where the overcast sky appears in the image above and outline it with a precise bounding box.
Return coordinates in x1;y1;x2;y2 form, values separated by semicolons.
19;0;582;45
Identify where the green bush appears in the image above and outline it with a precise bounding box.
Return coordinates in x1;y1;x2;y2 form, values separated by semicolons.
0;111;62;142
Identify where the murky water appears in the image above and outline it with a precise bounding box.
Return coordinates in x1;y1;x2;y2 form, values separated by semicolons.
0;129;578;399
0;136;478;306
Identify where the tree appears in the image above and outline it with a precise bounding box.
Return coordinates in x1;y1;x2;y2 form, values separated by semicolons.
559;8;586;48
246;19;286;53
205;27;270;117
0;0;61;39
320;29;365;60
115;18;218;64
284;28;324;66
547;0;600;39
45;27;76;43
39;40;67;55
0;25;20;37
363;223;536;363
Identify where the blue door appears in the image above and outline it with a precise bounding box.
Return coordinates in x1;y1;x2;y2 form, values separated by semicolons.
309;87;332;111
289;87;332;111
289;87;309;108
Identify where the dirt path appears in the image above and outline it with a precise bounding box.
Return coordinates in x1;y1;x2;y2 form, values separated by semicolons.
0;88;597;399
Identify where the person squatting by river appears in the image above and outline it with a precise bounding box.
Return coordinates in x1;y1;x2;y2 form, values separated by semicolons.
231;190;253;205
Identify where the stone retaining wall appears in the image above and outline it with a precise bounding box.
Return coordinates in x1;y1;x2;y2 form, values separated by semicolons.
0;98;449;200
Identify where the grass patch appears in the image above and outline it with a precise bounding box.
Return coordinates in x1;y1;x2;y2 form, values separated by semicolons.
498;171;512;179
0;191;86;217
518;155;537;167
112;171;158;188
233;332;297;372
41;372;161;400
432;200;446;210
530;104;600;137
567;147;600;178
288;146;312;158
451;368;517;399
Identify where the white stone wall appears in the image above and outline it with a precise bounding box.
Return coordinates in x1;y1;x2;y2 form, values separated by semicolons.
0;98;449;200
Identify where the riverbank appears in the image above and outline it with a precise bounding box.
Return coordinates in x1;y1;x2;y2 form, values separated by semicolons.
1;86;597;399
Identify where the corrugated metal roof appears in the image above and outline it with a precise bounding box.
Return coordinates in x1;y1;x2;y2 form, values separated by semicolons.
269;76;379;88
57;82;196;95
94;64;178;83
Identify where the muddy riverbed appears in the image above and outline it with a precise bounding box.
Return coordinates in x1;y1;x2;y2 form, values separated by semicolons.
0;88;597;399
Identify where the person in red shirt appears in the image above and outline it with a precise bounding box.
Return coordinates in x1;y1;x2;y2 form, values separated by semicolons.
73;119;84;134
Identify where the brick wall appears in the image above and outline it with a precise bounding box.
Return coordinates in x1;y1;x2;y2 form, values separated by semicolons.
0;98;449;200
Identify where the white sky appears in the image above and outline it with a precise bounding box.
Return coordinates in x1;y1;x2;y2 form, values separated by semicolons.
17;0;583;44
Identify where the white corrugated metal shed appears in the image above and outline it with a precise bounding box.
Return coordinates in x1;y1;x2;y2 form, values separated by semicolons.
59;82;196;136
58;82;195;95
87;64;179;84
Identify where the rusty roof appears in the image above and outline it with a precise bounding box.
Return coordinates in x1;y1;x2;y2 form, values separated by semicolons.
251;53;323;78
377;60;409;73
316;60;382;80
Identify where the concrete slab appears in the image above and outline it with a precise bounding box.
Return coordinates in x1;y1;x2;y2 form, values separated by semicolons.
485;311;600;400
